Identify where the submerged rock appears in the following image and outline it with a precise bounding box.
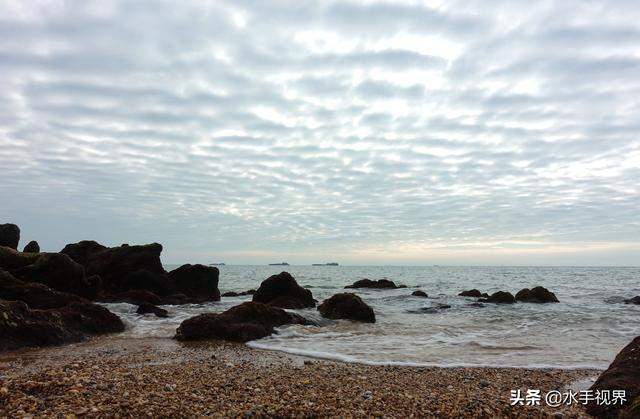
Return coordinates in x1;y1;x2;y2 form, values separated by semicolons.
317;293;375;323
587;336;640;418
345;278;402;289
0;224;20;250
222;289;256;297
624;296;640;305
23;241;40;253
459;289;488;298
103;289;163;306
0;299;124;352
175;302;309;342
168;264;220;302
408;304;451;314
411;290;428;298
252;272;314;308
136;303;168;318
515;286;559;303
480;291;516;304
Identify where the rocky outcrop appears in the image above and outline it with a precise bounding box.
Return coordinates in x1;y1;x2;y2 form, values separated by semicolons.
0;270;84;309
23;241;40;253
480;291;516;304
515;286;559;303
459;289;488;298
412;290;428;298
317;293;375;323
252;272;314;309
168;264;220;302
0;247;98;298
175;302;309;342
61;241;170;296
0;224;20;250
222;290;256;297
0;299;124;352
345;279;402;289
625;296;640;305
136;303;168;318
587;336;640;418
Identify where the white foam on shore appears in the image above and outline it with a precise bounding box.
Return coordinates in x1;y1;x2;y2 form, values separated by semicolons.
245;341;605;370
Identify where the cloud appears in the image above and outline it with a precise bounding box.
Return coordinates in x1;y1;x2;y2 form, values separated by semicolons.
0;0;638;264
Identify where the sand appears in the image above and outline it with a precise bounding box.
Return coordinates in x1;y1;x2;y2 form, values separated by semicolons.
0;336;599;418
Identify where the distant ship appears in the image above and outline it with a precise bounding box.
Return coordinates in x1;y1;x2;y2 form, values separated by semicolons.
312;262;339;266
209;263;226;266
269;262;289;266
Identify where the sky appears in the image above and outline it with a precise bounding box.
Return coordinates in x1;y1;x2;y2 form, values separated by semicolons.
1;0;639;265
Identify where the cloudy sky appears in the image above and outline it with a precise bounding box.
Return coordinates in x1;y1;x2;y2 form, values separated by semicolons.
1;0;639;265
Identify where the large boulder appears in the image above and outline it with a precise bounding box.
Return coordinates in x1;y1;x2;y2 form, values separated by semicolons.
0;224;20;250
587;336;640;418
318;293;375;323
168;264;220;302
459;289;488;298
0;270;84;309
515;286;559;303
480;291;516;304
175;302;309;342
23;241;40;253
252;272;314;308
62;241;169;295
0;299;124;352
104;289;163;305
345;278;402;289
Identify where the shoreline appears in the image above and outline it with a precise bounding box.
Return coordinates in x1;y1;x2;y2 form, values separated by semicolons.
1;336;599;418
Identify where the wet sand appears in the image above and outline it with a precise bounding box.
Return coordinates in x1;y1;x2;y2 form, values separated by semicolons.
0;336;599;418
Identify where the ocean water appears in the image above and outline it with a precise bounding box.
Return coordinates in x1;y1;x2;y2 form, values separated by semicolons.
104;265;640;369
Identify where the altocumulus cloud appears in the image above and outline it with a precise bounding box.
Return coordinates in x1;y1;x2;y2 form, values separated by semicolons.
1;0;639;265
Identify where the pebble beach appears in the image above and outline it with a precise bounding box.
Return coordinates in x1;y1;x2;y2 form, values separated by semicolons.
0;336;599;418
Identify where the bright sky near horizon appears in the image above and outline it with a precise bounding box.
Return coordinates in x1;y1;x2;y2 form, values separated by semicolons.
1;0;639;265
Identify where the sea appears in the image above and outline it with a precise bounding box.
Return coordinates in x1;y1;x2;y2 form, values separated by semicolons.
104;265;640;369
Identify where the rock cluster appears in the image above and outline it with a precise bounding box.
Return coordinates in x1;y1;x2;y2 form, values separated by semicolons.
515;286;559;303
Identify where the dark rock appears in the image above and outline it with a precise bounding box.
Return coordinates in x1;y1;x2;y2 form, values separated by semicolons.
515;286;559;303
121;269;172;296
1;248;97;298
60;240;107;266
0;270;84;309
624;296;640;305
162;294;190;305
468;302;485;308
136;303;168;318
587;336;640;418
103;289;162;305
0;299;124;352
175;302;309;342
168;264;220;302
222;289;256;297
345;278;400;289
480;291;516;304
252;272;314;308
412;290;428;298
0;224;20;250
408;304;451;314
23;241;40;253
62;241;169;296
317;293;375;323
459;289;483;298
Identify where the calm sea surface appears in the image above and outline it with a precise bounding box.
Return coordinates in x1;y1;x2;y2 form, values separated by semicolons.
104;265;640;369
